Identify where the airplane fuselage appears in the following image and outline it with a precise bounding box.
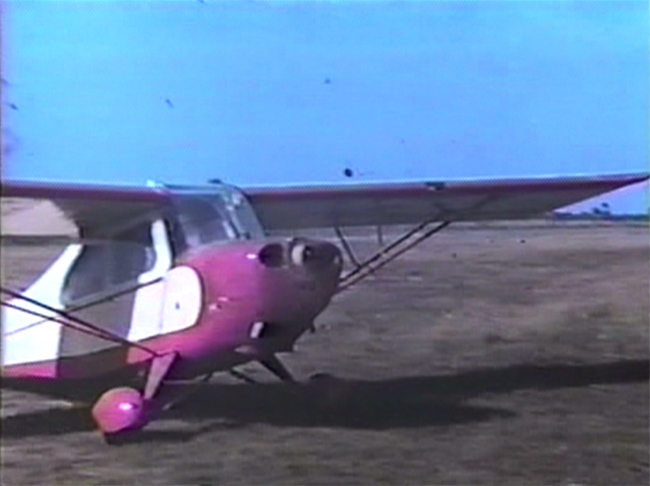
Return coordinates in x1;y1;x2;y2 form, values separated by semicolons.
2;237;343;392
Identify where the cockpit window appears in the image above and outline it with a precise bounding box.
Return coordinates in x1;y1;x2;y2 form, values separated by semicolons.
220;189;264;240
173;197;235;249
62;222;155;304
166;186;264;255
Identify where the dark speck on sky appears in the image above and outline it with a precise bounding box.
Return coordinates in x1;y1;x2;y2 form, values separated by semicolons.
344;168;354;177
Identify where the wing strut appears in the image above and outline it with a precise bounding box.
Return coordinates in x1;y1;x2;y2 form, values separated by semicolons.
334;226;361;269
335;195;499;292
0;286;160;357
4;277;164;338
3;301;133;346
337;220;451;292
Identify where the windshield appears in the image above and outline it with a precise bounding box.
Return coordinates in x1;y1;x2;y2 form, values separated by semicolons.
166;183;264;253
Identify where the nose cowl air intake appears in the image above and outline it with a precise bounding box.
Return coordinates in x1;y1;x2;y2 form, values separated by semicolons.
258;243;285;268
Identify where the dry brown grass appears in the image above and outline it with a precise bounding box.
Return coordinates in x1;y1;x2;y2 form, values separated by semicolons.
1;224;648;485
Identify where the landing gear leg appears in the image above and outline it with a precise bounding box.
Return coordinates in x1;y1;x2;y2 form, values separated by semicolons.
229;369;259;384
143;352;178;400
259;355;296;383
161;372;214;412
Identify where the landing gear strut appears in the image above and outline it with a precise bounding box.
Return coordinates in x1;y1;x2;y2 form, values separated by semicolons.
227;354;297;384
259;355;296;383
92;352;179;443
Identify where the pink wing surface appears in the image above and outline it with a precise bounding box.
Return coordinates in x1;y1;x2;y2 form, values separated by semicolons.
244;173;650;230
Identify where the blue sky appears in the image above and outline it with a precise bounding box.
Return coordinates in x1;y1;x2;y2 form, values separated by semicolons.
1;0;648;212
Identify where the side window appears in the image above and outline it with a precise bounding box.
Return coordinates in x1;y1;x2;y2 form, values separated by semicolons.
62;221;156;304
61;244;108;303
109;223;155;285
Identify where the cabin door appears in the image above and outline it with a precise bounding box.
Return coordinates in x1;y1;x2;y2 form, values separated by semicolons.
126;219;173;341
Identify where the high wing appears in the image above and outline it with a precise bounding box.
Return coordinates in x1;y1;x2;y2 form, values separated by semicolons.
244;173;650;230
1;180;170;236
1;173;648;234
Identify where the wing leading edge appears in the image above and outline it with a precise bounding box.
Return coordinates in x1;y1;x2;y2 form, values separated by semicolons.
244;173;649;230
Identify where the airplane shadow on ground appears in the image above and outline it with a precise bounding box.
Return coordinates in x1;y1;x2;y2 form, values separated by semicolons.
2;359;648;442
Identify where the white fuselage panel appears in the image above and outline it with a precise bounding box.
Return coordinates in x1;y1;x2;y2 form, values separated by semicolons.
2;244;82;367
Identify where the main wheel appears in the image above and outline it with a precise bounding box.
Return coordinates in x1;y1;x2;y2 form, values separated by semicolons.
91;387;148;442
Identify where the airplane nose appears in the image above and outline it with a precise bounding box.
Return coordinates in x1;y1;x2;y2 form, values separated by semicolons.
257;239;342;271
288;238;342;270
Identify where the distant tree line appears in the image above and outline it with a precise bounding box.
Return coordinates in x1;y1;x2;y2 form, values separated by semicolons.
550;202;650;221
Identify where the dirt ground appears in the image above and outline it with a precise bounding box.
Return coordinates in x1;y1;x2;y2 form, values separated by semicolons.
1;224;648;485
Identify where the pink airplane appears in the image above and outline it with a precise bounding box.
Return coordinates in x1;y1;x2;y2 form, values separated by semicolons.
1;173;647;443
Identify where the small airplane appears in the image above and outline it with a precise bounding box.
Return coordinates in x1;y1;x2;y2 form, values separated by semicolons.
1;172;648;443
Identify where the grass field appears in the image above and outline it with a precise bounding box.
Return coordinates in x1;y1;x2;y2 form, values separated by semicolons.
1;224;648;485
